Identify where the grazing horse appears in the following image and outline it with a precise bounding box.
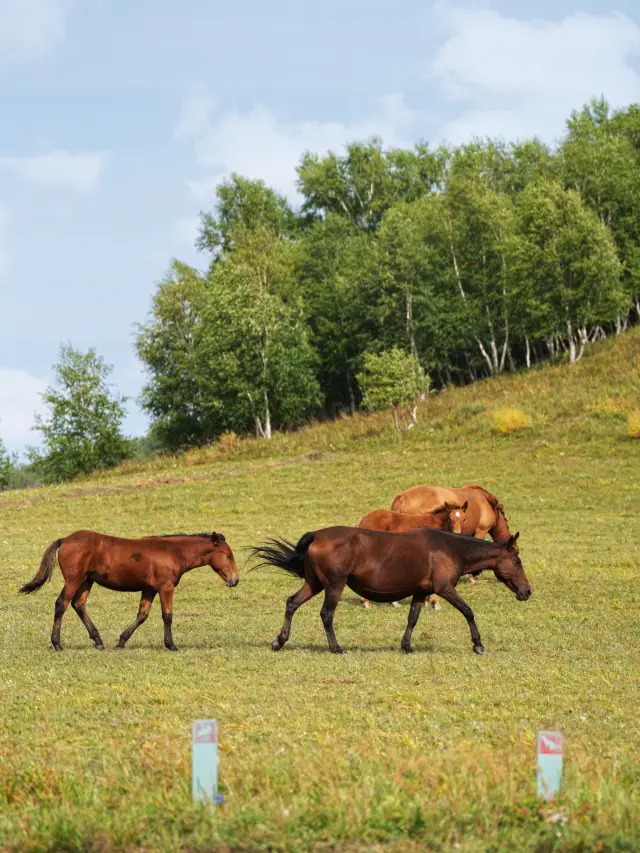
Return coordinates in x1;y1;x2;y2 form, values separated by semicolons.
391;483;512;542
356;501;468;610
251;527;531;656
20;530;239;652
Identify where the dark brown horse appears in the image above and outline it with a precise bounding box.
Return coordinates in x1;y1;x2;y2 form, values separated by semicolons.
251;526;531;656
20;530;239;652
357;501;468;610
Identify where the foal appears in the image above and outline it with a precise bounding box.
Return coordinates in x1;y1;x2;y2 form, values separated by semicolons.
20;530;239;651
357;501;468;610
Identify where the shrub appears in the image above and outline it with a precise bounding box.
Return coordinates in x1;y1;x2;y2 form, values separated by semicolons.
218;431;240;452
491;408;530;435
627;411;640;439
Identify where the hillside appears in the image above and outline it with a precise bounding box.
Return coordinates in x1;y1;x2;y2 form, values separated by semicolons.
1;329;639;853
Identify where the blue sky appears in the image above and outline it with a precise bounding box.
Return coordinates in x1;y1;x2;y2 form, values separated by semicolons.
1;0;639;453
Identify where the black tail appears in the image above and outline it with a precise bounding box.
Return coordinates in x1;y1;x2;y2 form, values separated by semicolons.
20;538;62;594
248;532;315;579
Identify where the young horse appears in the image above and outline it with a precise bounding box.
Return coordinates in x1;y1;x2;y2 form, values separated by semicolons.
20;530;239;652
356;501;468;610
391;483;512;542
251;527;531;656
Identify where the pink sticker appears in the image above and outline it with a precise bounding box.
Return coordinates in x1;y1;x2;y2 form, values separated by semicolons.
538;732;562;755
193;720;218;744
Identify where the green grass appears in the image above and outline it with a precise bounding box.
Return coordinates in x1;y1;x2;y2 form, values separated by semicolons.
1;330;639;852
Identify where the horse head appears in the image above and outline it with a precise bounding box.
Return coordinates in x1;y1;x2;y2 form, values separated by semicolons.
209;533;239;587
492;533;531;600
443;500;468;534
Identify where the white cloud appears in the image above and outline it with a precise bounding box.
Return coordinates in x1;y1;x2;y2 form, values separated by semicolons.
431;6;640;145
0;368;47;452
0;0;72;61
0;149;108;191
176;93;419;202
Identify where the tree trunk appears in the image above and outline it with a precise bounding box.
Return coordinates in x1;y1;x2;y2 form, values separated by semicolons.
525;336;531;369
392;408;401;434
406;285;418;360
263;388;272;439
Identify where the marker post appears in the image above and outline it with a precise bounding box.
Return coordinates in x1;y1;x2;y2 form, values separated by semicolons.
192;720;219;804
536;731;563;800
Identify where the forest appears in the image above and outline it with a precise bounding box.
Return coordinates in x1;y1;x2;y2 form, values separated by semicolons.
135;98;640;451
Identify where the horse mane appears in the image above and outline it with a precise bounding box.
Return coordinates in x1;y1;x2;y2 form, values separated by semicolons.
143;532;226;542
463;484;506;516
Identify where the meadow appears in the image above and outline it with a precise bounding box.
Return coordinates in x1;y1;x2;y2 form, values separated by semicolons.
1;329;639;852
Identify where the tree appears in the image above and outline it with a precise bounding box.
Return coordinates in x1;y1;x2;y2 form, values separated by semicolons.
357;347;429;433
509;179;625;362
136;261;213;450
198;226;321;438
196;174;297;258
0;437;15;490
33;345;131;483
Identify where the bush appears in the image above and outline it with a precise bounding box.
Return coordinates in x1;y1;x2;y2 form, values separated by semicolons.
492;408;530;435
627;411;640;439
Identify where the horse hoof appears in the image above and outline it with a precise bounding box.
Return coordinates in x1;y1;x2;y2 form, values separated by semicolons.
96;643;105;651
332;646;345;655
166;645;179;652
391;601;400;608
473;644;485;655
115;642;126;650
271;638;282;652
362;601;370;609
402;645;413;654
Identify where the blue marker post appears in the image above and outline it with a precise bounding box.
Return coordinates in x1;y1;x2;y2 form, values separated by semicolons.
192;720;223;805
537;731;563;800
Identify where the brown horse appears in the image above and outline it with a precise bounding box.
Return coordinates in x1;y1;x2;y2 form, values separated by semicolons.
20;530;239;652
251;526;531;656
391;483;512;541
357;501;468;610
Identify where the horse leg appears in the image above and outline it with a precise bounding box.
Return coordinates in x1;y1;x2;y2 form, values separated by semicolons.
159;585;178;651
71;581;104;649
272;577;322;651
51;581;81;652
116;590;156;649
429;595;440;610
437;585;485;655
401;592;428;653
320;580;347;654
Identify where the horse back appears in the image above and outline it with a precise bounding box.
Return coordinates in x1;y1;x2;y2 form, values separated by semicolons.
391;485;495;537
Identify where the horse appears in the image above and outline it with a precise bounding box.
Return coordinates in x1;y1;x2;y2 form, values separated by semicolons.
250;526;531;656
19;530;239;652
391;483;512;542
356;501;468;610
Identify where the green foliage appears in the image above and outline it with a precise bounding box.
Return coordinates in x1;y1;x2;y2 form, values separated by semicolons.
32;344;131;483
357;347;429;432
0;437;15;490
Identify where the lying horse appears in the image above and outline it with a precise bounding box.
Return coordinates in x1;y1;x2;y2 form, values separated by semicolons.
251;526;531;656
356;501;468;610
391;483;512;541
20;530;239;652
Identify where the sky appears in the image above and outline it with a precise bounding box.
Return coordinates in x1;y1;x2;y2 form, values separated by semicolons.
1;0;639;454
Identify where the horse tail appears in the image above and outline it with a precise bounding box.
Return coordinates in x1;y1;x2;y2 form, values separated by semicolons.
249;532;315;579
19;539;63;594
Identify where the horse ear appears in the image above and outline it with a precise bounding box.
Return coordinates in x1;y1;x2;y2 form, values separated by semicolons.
462;501;468;511
212;532;225;544
444;501;452;510
507;532;520;550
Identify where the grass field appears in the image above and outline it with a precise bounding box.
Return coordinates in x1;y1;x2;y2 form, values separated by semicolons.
1;330;639;852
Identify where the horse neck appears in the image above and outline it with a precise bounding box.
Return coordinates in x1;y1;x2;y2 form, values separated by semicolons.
455;536;502;574
174;537;214;573
489;509;511;542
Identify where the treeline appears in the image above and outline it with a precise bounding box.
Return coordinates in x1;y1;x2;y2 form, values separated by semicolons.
135;98;640;451
3;98;639;488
